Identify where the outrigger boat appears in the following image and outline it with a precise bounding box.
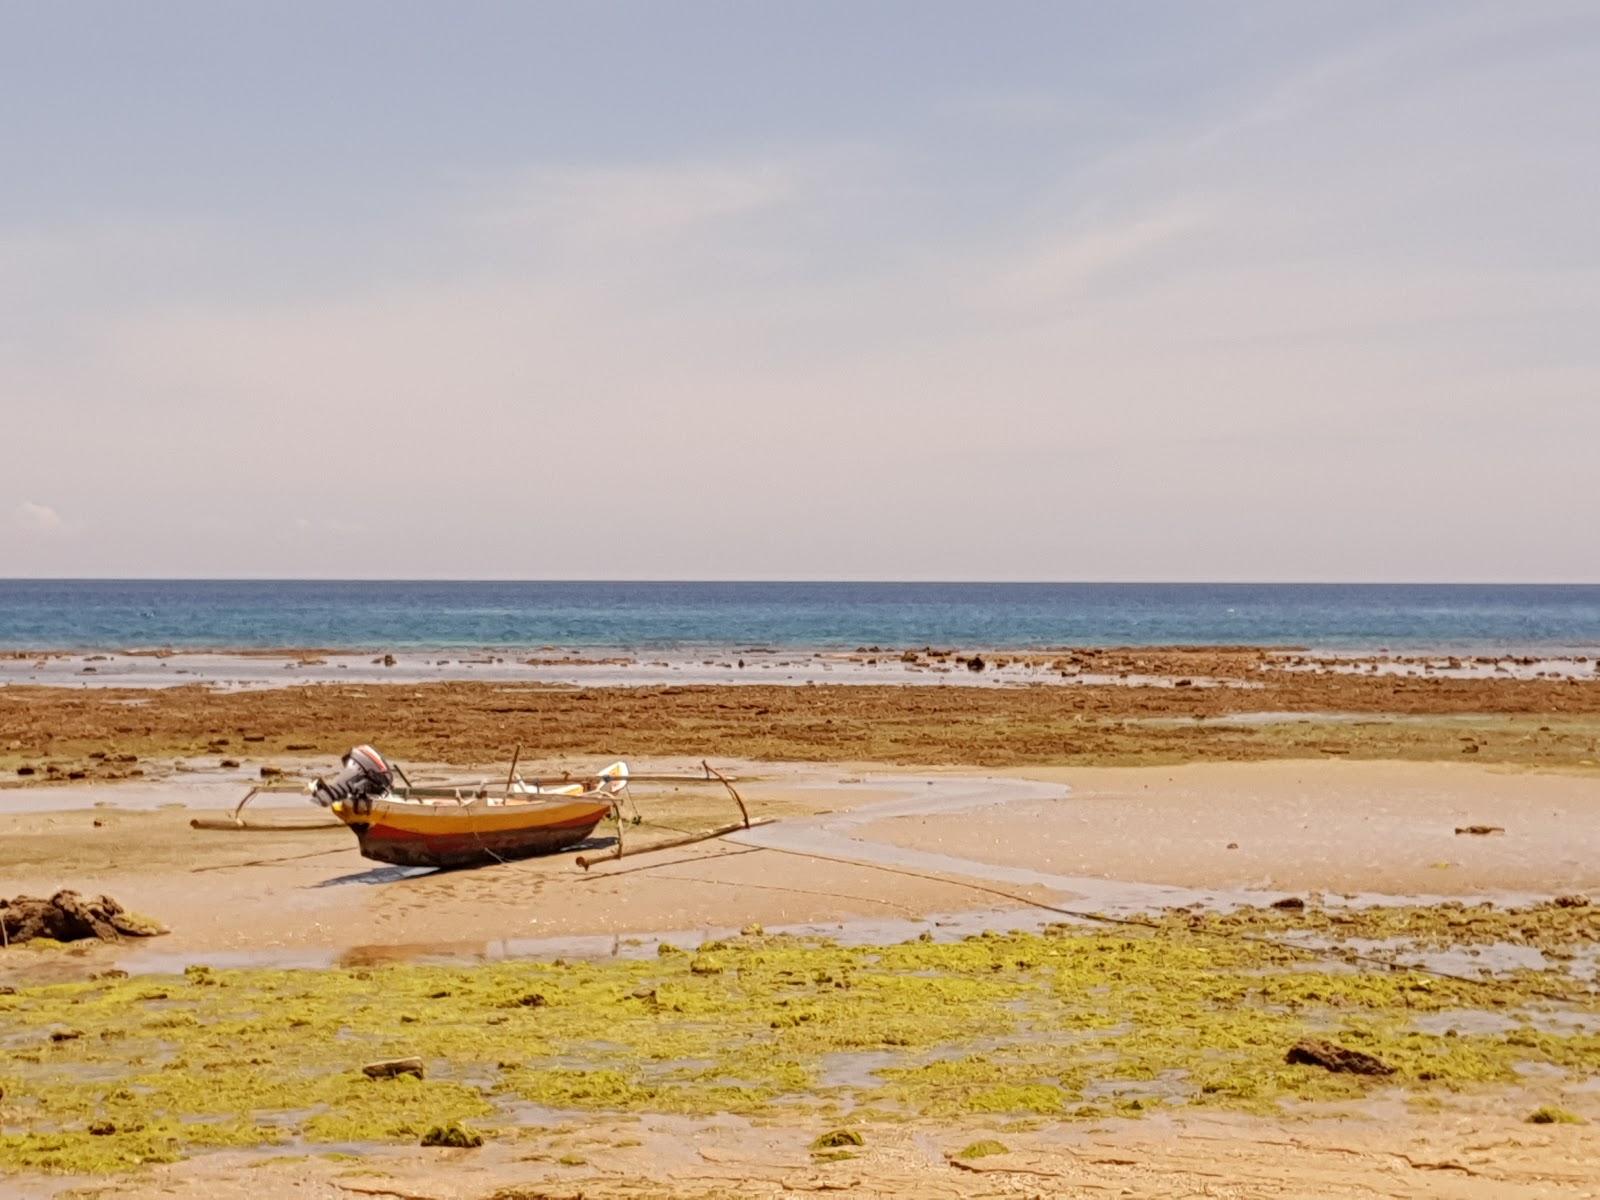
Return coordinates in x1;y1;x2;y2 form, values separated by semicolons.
308;745;625;868
206;745;761;871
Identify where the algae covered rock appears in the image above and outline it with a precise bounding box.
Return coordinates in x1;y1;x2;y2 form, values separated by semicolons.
0;890;167;944
1284;1038;1394;1076
363;1057;425;1080
420;1121;483;1148
811;1128;864;1149
955;1139;1009;1159
1527;1106;1584;1125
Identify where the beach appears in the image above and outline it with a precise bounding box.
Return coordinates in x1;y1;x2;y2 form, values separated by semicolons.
4;653;1600;1197
14;0;1600;1186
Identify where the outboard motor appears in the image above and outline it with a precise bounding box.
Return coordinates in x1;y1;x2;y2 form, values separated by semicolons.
311;745;394;812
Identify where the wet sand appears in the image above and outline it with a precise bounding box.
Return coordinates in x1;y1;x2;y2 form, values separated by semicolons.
1;767;1056;982
865;761;1600;897
5;762;1597;987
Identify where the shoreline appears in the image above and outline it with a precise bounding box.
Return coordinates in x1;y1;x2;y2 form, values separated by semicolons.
2;643;1596;692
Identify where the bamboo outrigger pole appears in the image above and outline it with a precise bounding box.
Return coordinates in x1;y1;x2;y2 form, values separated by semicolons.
574;760;761;870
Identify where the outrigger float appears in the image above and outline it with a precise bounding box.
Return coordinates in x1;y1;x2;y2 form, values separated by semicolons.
205;745;761;870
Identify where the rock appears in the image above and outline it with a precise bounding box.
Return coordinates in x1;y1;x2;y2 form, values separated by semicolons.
259;766;282;779
1270;896;1306;910
0;890;167;945
220;759;240;769
1285;1039;1395;1076
1461;742;1480;754
382;654;397;667
88;1120;116;1136
1553;894;1591;908
966;655;986;673
15;765;34;776
1454;825;1504;836
420;1122;483;1148
362;1057;425;1080
1226;842;1239;850
50;1028;85;1042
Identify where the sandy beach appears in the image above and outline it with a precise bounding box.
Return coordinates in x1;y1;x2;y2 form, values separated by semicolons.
5;760;1598;976
5;667;1600;1197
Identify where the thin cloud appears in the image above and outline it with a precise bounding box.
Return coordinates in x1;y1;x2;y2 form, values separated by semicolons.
474;159;804;245
972;208;1207;313
15;500;64;532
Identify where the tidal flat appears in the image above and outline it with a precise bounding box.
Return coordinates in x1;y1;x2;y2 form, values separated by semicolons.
3;900;1598;1176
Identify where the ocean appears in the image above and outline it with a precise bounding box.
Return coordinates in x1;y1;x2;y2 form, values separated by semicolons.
0;580;1597;653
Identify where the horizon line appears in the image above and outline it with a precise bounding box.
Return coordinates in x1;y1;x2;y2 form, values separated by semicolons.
3;577;1600;588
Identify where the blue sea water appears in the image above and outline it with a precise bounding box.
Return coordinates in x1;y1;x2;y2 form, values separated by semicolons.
0;580;1597;653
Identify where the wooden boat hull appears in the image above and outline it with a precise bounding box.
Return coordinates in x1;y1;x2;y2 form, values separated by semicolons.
333;795;612;868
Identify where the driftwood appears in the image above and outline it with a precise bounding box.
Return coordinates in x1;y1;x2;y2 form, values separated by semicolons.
1;890;167;945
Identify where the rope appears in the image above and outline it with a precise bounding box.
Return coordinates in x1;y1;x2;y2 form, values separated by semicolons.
190;846;351;873
462;796;508;867
573;845;766;881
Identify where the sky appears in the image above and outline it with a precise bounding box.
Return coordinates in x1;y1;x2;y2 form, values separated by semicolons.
2;1;1597;581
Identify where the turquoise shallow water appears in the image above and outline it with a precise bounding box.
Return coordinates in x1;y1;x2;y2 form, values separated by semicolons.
0;580;1597;652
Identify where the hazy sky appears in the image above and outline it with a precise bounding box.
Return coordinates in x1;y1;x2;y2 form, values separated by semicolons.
3;2;1597;580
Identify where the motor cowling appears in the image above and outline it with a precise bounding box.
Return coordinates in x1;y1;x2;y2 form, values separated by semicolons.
312;745;393;810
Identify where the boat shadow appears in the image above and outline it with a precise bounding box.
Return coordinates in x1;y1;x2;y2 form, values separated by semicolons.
310;835;619;887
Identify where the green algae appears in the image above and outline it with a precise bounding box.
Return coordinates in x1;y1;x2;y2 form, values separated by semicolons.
1147;897;1600;956
3;915;1598;1175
